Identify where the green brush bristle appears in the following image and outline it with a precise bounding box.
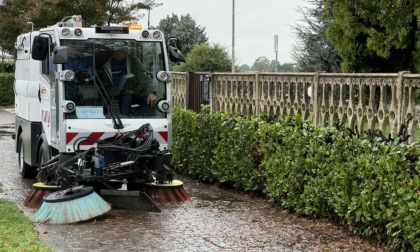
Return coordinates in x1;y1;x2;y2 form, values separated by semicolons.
32;187;111;224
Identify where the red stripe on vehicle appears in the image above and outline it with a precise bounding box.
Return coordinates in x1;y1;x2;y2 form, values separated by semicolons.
66;132;78;144
80;132;105;145
42;110;47;123
158;131;168;142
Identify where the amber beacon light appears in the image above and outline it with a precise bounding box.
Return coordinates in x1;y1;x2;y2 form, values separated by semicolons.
129;24;143;30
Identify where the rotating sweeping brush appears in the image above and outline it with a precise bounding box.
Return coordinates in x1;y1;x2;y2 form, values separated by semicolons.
23;182;60;208
137;180;191;205
32;186;111;224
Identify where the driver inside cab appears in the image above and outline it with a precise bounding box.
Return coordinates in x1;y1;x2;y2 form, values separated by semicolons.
102;46;157;116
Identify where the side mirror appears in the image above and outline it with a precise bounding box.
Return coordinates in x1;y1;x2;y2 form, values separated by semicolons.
168;46;185;62
167;37;185;63
167;37;182;50
31;36;48;60
53;46;68;64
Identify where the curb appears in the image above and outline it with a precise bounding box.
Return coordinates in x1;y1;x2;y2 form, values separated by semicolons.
2;109;15;114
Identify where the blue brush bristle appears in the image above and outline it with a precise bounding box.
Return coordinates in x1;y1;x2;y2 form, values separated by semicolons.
32;190;111;224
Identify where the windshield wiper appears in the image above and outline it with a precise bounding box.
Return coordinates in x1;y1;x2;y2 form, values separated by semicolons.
88;69;124;130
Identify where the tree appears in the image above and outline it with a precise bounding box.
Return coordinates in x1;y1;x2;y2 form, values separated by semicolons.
0;0;32;54
0;0;155;53
155;13;178;34
0;46;10;72
143;0;163;28
33;0;107;27
292;0;341;73
172;43;231;72
262;60;297;72
325;0;419;72
239;64;250;72
251;56;270;72
278;63;297;72
103;0;151;26
269;60;280;72
157;13;208;56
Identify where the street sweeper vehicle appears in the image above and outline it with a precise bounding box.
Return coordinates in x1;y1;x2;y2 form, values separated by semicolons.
12;15;190;222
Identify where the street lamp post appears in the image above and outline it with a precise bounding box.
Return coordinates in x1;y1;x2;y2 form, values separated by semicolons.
145;0;151;29
148;8;150;29
274;35;278;72
232;0;235;73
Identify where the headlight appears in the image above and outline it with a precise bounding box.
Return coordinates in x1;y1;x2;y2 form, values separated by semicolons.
56;70;75;81
74;29;82;36
156;71;172;82
153;31;161;39
157;100;171;113
64;71;75;81
142;30;149;38
62;28;70;36
65;101;76;113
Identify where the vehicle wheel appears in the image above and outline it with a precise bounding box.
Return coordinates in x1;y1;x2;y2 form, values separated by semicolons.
38;142;51;167
37;142;52;183
18;135;37;178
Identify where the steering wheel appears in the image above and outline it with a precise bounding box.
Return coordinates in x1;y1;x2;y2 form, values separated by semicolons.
72;68;96;83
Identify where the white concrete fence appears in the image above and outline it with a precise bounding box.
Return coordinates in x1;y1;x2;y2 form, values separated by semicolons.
172;71;420;142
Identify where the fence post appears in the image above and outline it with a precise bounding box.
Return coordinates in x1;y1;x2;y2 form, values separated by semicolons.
311;72;321;127
209;74;216;114
255;73;260;116
185;72;191;110
397;71;410;129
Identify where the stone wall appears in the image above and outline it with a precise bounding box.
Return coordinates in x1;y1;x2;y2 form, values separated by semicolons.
172;71;420;141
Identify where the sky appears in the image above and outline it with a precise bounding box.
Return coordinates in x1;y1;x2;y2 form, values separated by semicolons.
139;0;309;67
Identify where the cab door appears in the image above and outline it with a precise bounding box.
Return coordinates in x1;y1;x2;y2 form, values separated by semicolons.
38;32;59;148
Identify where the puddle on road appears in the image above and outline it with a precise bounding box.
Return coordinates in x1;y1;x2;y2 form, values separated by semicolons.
192;191;227;202
0;124;14;128
190;190;249;212
0;125;14;137
0;125;14;129
0;130;12;136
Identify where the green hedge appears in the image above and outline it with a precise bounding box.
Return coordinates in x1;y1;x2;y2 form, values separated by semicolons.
0;73;14;105
172;106;264;190
0;62;14;73
172;107;420;251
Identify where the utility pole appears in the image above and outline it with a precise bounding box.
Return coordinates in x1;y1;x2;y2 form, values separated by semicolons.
232;0;235;73
274;35;278;72
145;0;151;29
148;8;151;29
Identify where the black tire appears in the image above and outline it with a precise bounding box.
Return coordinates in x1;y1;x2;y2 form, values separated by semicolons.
18;135;37;178
37;142;51;183
38;142;50;167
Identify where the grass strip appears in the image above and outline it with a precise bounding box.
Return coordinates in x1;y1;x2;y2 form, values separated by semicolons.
0;199;51;252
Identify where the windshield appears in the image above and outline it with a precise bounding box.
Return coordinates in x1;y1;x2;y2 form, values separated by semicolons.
60;39;167;119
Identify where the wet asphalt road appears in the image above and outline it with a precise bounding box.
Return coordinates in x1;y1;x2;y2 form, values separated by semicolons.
0;109;387;252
